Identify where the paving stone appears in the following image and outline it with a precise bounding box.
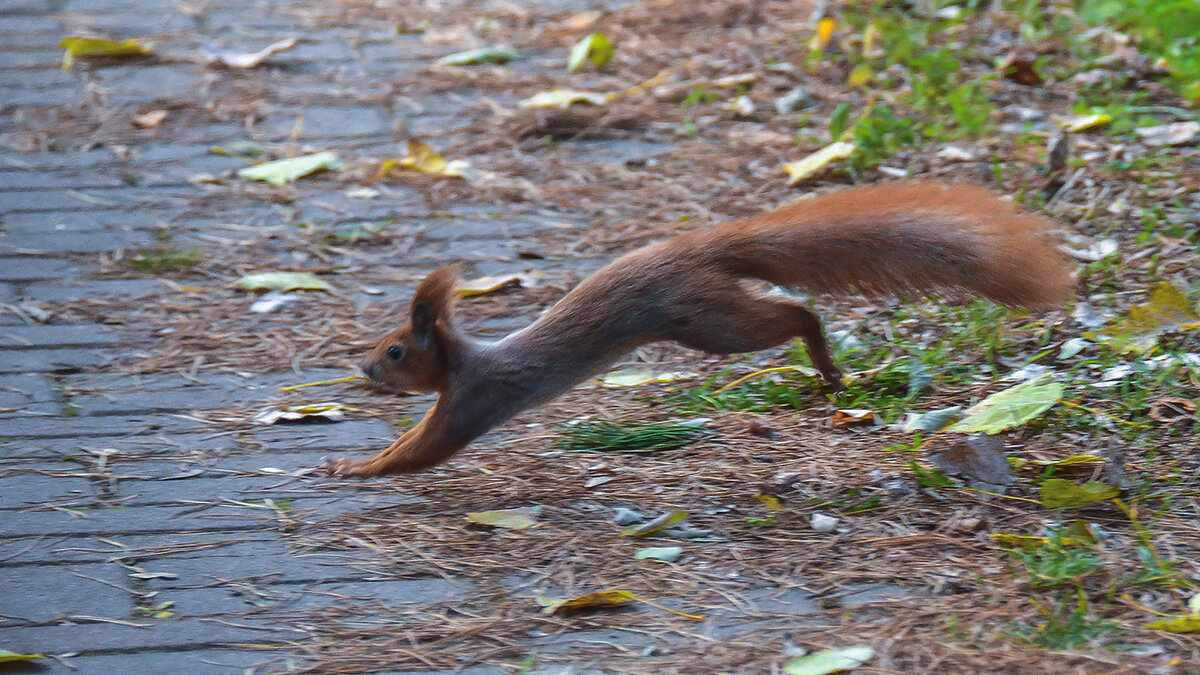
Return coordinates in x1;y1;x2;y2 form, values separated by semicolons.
0;207;162;232
0;471;94;509
18;278;166;301
63;369;335;415
161;577;473;617
0;347;111;374
0;371;58;413
0;323;122;348
0;412;202;438
0;562;132;625
0;615;306;655
0;502;281;538
41;649;276;675
140;542;372;589
0;532;278;565
0;256;83;281
0;229;154;254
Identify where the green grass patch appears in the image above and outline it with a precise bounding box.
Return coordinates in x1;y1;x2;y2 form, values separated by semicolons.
555;420;711;453
127;247;202;271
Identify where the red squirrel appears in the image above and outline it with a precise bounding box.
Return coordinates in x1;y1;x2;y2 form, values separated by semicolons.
329;182;1072;478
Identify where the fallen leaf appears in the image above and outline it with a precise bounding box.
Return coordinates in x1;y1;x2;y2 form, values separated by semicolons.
811;512;839;532
904;406;963;432
808;17;836;52
568;32;614;72
1135;121;1199;147
621;509;687;537
518;89;613;109
756;493;783;512
947;373;1062;434
1148;397;1196;424
456;274;528;297
378;141;478;183
132;109;168;128
466;507;541;530
1031;454;1106;469
437;45;520;66
199;37;298;68
1147;616;1200;633
634;546;683;562
250;291;299;313
1087;282;1200;354
928;435;1015;489
784;141;856;185
252;403;346;425
537;589;636;615
1039;479;1119;509
999;50;1044;86
600;370;695;388
0;651;44;663
783;645;875;675
833;408;874;426
60;36;152;70
1061;113;1112;132
236;272;333;292
237;151;343;185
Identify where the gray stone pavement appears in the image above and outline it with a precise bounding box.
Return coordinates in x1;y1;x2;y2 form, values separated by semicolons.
0;1;591;671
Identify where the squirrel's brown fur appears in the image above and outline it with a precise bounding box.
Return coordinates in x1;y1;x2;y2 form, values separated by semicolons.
329;182;1072;478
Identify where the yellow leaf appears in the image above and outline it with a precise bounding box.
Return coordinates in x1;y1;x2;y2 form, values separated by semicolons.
1061;113;1112;132
456;274;527;297
755;493;783;512
1147;616;1200;633
809;18;835;51
1087;282;1200;354
537;589;637;615
783;141;856;186
398;140;446;174
60;36;152;70
846;64;873;86
0;651;44;663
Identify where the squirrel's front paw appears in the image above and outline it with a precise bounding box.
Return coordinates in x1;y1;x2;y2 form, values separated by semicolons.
326;457;377;478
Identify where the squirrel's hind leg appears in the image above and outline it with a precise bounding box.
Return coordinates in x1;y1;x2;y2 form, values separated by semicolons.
670;291;844;391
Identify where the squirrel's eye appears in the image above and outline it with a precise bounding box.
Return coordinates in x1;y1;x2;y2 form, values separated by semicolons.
385;344;405;361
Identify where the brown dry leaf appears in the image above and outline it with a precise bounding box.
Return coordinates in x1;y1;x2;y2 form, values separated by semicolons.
928;435;1015;490
1000;50;1044;86
1148;397;1197;424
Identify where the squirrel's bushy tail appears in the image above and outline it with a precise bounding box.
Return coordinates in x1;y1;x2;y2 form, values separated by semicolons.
702;182;1073;309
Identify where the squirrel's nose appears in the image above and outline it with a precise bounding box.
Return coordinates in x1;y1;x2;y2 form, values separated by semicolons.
360;360;380;382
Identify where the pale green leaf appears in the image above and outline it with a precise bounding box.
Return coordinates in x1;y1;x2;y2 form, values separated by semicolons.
1039;479;1119;509
519;89;613;109
568;32;614;72
437;46;520;66
783;645;875;675
634;546;683;562
947;373;1063;434
236;272;333;292
466;507;541;530
237;151;343;185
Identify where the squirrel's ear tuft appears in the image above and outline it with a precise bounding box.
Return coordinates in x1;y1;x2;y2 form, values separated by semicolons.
410;265;459;345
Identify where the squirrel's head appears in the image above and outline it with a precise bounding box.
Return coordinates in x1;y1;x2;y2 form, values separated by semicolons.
360;266;458;393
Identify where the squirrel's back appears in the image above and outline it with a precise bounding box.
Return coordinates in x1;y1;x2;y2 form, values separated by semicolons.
685;182;1072;309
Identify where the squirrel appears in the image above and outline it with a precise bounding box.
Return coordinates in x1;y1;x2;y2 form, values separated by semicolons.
328;182;1072;478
